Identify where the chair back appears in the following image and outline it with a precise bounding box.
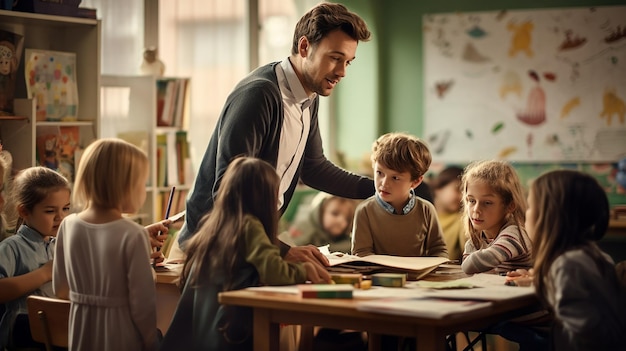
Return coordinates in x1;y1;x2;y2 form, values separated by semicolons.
26;295;70;351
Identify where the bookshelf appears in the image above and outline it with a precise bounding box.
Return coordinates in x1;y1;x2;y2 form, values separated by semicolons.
0;9;100;178
100;75;191;224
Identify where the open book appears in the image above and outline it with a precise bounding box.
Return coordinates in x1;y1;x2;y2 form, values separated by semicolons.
321;249;448;280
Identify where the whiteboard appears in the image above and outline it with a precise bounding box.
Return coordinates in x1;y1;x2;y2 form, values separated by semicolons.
423;6;626;162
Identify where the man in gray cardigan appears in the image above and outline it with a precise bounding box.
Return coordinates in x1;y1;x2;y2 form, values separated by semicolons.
179;3;430;274
178;3;431;276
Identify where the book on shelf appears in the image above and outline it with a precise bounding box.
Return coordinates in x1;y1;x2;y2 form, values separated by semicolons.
156;78;189;127
156;130;192;187
156;189;188;220
36;125;81;182
156;133;167;187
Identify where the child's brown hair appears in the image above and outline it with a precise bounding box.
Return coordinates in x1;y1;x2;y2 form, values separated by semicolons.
371;132;432;180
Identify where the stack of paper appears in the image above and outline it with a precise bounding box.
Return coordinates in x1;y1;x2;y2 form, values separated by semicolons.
357;297;492;318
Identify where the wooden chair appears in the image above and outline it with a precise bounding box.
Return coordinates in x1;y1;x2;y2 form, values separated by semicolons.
26;296;70;351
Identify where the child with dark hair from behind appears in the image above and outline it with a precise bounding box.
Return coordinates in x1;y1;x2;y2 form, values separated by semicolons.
161;157;329;351
53;138;163;351
0;167;71;350
460;160;532;274
351;132;447;258
520;170;626;350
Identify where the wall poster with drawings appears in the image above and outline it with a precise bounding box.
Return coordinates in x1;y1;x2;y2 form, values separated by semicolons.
423;6;626;162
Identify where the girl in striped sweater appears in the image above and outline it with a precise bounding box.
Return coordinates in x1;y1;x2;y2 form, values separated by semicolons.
460;160;532;274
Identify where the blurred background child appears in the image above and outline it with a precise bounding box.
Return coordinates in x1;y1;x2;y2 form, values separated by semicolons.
432;166;465;261
53;138;160;351
528;170;626;350
161;157;328;351
282;193;357;254
0;167;71;349
461;160;532;274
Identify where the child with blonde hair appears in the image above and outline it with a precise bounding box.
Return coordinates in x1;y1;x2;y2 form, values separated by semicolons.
0;167;71;349
53;138;159;351
352;132;447;257
161;157;328;351
460;160;532;274
525;170;626;349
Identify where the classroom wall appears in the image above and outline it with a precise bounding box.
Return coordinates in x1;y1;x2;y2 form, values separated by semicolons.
332;0;626;206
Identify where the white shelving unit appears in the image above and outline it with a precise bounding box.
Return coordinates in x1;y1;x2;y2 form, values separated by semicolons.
100;75;191;225
0;9;101;173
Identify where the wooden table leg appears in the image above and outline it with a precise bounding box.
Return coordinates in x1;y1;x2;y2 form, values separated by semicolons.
368;333;381;351
298;325;314;351
253;308;279;351
417;328;446;351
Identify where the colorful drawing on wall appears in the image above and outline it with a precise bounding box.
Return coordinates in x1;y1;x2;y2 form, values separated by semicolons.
423;6;626;162
25;49;78;121
36;126;81;182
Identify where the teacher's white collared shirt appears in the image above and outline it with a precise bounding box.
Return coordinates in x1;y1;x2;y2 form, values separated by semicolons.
275;58;316;209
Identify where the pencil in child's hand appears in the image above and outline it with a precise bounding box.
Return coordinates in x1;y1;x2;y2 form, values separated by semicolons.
163;186;176;220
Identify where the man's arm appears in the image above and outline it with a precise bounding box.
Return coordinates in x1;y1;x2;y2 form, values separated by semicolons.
300;101;374;199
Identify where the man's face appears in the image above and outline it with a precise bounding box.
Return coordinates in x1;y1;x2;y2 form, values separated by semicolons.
299;30;358;97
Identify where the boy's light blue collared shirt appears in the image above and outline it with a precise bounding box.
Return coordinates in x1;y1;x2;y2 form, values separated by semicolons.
375;189;417;215
0;225;55;348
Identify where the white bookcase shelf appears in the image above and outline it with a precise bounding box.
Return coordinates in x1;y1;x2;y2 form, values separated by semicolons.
0;9;101;175
101;75;191;224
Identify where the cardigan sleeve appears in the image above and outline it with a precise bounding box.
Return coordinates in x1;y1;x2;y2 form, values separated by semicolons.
299;99;374;200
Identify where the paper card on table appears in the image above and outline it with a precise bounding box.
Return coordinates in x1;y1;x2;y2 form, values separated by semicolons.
416;280;477;289
357;297;492;318
422;284;535;301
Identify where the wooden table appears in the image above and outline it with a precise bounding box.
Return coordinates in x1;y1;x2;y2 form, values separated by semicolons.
218;284;540;351
155;264;183;333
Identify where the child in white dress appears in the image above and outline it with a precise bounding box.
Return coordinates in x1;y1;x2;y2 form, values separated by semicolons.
53;138;159;351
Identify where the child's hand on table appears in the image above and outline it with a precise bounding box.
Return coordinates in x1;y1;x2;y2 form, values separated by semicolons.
303;262;332;284
505;268;534;286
